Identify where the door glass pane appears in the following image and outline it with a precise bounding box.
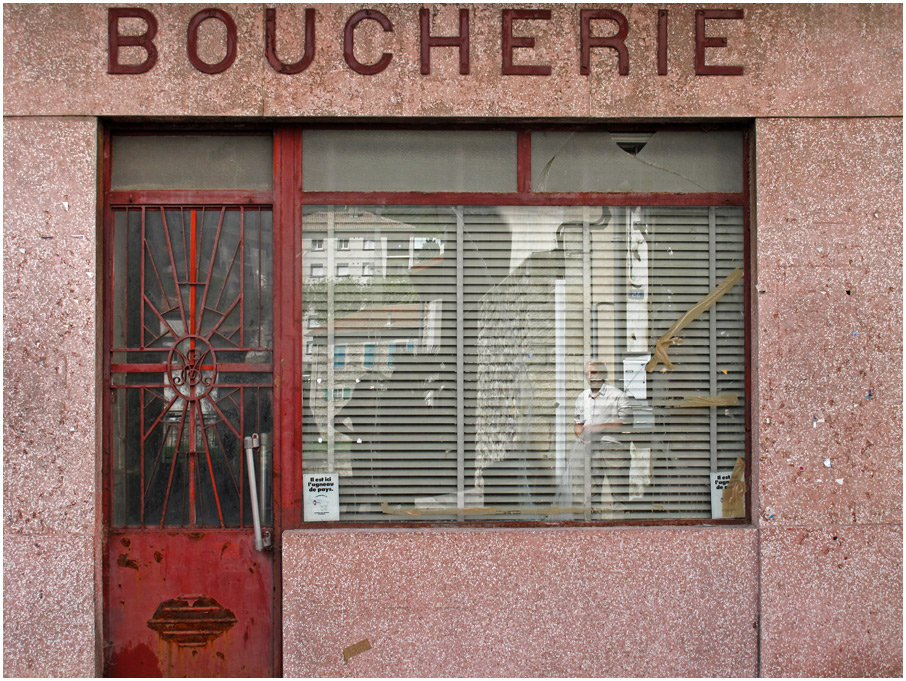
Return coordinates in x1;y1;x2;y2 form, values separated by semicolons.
302;130;518;192
109;206;274;528
111;135;273;190
531;131;743;193
301;204;745;521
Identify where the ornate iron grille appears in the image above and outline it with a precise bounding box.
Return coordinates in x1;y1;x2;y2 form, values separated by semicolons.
108;207;273;528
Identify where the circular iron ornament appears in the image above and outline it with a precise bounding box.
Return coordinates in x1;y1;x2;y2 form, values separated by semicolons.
167;335;217;400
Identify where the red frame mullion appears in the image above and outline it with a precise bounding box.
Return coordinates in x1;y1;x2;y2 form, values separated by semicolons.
106;189;273;205
273;127;303;534
300;191;744;206
102;126;115;532
517;129;532;192
271;127;303;679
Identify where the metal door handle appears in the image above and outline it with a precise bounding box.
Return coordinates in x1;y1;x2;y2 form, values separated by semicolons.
243;434;272;551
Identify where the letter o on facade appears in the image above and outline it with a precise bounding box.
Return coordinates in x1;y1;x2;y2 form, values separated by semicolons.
187;8;238;74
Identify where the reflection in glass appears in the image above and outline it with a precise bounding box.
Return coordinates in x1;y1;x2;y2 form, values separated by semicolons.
302;205;745;521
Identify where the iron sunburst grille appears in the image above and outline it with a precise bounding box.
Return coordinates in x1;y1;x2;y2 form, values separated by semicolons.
109;206;273;529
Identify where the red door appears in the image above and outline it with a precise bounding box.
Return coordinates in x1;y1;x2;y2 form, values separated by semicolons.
103;205;277;676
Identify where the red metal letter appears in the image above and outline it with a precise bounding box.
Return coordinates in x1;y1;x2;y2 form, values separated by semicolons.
420;8;470;75
501;9;551;76
344;10;393;75
266;8;315;74
108;8;158;74
187;8;238;74
579;10;629;76
695;9;744;76
657;9;668;75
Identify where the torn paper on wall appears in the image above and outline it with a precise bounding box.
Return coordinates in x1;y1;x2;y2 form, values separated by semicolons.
343;639;372;663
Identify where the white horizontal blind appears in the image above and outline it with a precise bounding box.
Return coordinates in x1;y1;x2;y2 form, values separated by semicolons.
301;205;745;521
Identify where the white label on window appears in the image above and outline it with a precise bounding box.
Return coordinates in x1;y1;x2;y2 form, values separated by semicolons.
710;471;745;519
303;474;339;521
622;355;649;400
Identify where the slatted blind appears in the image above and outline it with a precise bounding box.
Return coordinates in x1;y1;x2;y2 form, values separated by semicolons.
301;204;745;521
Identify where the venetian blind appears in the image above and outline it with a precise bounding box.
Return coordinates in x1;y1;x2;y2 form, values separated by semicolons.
300;204;745;521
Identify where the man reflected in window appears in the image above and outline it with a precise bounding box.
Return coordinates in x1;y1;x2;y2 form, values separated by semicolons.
574;361;631;445
560;360;631;517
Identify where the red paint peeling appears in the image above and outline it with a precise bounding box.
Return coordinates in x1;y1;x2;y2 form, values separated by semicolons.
105;531;273;676
106;641;162;678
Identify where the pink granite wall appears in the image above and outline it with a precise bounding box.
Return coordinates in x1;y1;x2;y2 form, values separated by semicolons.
754;117;903;677
282;528;759;677
3;117;100;677
1;3;902;678
2;4;902;119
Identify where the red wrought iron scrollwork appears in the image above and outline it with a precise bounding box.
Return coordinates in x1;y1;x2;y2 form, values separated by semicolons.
108;206;273;530
168;336;217;399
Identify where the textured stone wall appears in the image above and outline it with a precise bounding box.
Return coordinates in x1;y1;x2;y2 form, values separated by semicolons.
754;117;903;676
3;117;100;677
2;4;902;119
1;3;902;678
283;527;759;676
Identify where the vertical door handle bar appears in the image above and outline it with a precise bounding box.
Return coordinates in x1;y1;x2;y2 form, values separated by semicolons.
244;434;272;551
258;432;270;534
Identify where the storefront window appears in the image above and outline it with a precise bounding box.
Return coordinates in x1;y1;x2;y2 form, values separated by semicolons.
531;131;743;193
302;129;518;192
111;135;273;190
107;127;747;526
301;200;746;521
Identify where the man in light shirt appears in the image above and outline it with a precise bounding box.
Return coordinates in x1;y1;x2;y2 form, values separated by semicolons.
574;361;631;445
565;360;632;516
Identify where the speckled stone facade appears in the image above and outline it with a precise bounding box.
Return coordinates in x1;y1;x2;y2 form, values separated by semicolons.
3;117;100;678
3;4;901;677
283;527;759;676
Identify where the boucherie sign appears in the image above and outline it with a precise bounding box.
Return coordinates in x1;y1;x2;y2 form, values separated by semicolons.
108;7;745;77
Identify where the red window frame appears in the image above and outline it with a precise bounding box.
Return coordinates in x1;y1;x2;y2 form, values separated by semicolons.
103;123;753;536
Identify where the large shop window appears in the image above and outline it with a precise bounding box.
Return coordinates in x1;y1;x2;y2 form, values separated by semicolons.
106;128;747;527
300;129;748;522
